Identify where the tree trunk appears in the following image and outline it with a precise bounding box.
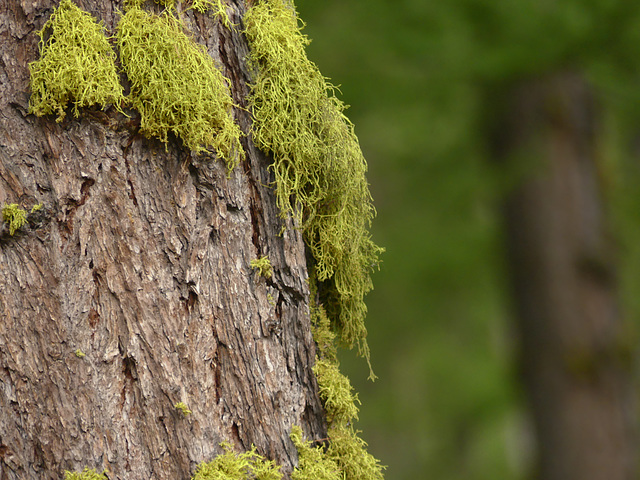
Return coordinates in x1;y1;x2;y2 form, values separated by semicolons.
492;72;636;480
0;1;326;479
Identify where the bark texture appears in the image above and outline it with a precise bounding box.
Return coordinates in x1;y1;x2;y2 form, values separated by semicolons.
493;72;636;480
0;1;326;479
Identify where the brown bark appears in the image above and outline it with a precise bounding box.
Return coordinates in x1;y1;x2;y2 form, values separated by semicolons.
0;1;326;479
493;72;636;480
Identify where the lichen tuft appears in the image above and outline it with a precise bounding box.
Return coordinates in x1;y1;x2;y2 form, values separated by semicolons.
244;0;383;371
2;204;27;236
290;425;341;480
28;0;125;122
251;255;273;279
192;442;282;480
116;5;244;171
63;468;108;480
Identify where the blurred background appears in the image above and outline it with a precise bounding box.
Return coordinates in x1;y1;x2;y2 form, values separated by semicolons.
294;1;640;479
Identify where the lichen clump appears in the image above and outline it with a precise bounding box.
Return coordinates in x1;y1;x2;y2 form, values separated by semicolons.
28;0;124;122
244;0;383;367
290;426;341;480
174;401;192;415
191;443;281;480
63;468;107;480
116;5;244;170
251;255;273;278
2;204;27;236
311;305;385;480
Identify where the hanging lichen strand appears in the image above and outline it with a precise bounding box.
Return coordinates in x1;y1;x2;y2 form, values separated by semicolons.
116;5;244;171
244;0;383;370
28;0;125;122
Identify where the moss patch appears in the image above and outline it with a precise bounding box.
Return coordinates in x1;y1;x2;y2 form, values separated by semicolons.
2;204;27;236
192;443;282;480
28;0;124;122
244;0;383;368
116;5;244;170
174;401;192;415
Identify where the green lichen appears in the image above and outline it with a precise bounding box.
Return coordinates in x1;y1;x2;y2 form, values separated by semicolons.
116;5;244;171
28;0;125;122
244;0;383;370
192;443;282;480
290;426;341;480
326;425;385;480
2;204;27;236
190;0;233;28
175;401;192;415
313;358;360;426
30;203;43;213
251;256;273;279
63;468;107;480
74;349;86;358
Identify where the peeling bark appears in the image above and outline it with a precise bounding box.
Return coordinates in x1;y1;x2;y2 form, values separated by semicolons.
0;1;326;479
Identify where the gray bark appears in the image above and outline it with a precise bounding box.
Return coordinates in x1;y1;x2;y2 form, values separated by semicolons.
492;72;637;480
0;1;326;479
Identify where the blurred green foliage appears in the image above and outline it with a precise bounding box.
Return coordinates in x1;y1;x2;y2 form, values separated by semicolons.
295;1;640;479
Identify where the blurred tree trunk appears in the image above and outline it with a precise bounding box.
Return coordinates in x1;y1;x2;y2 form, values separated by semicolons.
492;72;636;480
0;1;325;479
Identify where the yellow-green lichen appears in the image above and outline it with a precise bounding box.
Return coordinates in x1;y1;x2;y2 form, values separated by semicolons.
190;0;233;28
116;5;244;171
192;442;282;480
310;304;385;480
28;0;125;122
326;425;385;480
30;203;43;213
290;426;341;480
251;255;273;278
2;204;27;236
313;358;360;426
63;468;107;480
74;349;86;358
244;0;383;369
175;401;192;415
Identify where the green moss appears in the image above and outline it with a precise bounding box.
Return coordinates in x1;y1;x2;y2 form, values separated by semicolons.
244;0;383;369
290;426;341;480
116;5;244;171
175;401;192;415
2;204;27;236
192;443;282;480
28;0;125;122
30;203;43;213
251;256;273;278
74;349;86;358
63;468;107;480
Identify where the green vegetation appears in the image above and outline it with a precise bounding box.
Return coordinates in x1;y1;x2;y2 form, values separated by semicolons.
63;468;107;480
174;402;192;415
244;0;383;369
190;0;233;28
290;425;341;480
2;204;27;236
74;349;86;358
191;443;281;480
28;0;124;122
310;304;385;480
116;5;244;170
250;256;273;279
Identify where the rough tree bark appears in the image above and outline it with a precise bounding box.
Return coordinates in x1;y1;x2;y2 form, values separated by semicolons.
0;1;327;479
492;72;637;480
